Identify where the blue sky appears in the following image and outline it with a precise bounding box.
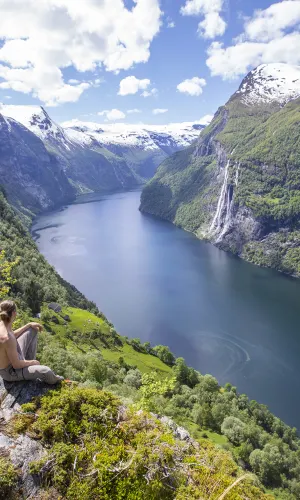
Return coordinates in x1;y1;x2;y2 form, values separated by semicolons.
0;0;299;124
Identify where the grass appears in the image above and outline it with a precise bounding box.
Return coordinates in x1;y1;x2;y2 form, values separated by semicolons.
43;306;172;378
204;430;229;446
101;343;172;377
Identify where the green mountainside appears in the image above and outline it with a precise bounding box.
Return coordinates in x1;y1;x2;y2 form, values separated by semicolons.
2;72;300;496
0;179;300;499
140;64;300;278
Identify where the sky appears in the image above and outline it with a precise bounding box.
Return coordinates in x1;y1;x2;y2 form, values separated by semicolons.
0;0;299;125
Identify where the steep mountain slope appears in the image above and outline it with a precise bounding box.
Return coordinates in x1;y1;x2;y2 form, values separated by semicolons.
1;120;300;499
140;63;300;277
1;105;205;207
0;188;97;312
0;113;75;219
1;106;139;195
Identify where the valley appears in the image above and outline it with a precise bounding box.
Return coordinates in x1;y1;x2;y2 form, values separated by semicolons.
32;189;300;430
1;59;300;499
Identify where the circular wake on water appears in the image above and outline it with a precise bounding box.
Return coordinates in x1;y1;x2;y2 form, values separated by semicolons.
193;331;251;381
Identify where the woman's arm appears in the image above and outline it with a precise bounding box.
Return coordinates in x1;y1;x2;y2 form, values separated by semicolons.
13;322;43;338
4;336;40;369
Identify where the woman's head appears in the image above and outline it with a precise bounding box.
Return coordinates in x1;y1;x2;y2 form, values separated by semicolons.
0;300;17;325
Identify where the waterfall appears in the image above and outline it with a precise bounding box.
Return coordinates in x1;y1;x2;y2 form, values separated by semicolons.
235;163;240;186
217;184;234;242
209;160;230;233
209;161;239;242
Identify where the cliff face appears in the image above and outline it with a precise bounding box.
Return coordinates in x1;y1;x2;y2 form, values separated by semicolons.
0;106;206;212
140;64;300;277
0;378;51;499
0;114;75;217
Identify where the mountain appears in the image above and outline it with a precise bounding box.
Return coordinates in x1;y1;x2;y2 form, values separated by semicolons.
140;63;300;278
1;105;207;207
1;99;300;499
0;105;140;197
0;113;75;220
63;119;208;179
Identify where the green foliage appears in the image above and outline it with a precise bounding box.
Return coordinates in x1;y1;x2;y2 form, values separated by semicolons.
140;93;300;277
153;345;175;366
221;417;246;445
21;385;268;500
0;250;19;299
0;190;97;314
137;373;176;411
124;369;142;389
0;457;17;500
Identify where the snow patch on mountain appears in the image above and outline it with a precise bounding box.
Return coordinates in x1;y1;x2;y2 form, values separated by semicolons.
62;120;209;151
0;104;211;153
237;63;300;106
0;104;75;151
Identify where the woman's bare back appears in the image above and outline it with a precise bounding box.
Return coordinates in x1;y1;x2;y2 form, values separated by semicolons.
0;322;12;370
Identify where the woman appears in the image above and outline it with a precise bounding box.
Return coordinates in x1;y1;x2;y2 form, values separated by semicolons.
0;300;63;384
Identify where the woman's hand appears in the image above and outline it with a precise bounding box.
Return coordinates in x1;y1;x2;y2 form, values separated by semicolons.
29;322;43;332
28;360;41;366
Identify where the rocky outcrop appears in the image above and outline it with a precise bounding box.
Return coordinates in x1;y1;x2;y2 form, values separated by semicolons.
0;378;194;499
0;378;51;498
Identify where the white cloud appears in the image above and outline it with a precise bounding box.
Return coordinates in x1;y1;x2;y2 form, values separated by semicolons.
245;1;300;42
141;88;158;97
198;114;214;125
68;79;80;85
98;109;126;121
177;77;206;96
153;108;168;114
167;20;176;28
127;108;141;114
0;0;162;106
206;1;300;79
180;0;226;39
198;12;226;38
118;76;150;96
4;95;11;99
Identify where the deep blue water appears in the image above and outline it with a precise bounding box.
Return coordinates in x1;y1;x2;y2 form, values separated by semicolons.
32;190;300;429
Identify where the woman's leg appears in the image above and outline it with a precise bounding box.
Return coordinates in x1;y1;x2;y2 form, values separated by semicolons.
22;365;63;385
17;328;38;360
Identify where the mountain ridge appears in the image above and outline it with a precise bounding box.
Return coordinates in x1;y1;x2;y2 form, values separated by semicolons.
140;62;300;278
0;104;207;215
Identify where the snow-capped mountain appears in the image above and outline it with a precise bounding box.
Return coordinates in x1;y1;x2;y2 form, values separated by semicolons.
140;62;300;279
0;112;75;216
62;120;208;152
236;63;300;106
62;119;207;178
1;104;208;183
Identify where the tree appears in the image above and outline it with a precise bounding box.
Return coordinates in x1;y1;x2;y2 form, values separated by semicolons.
153;345;175;366
0;250;19;299
249;445;284;485
124;369;142;389
173;357;190;385
221;417;246;445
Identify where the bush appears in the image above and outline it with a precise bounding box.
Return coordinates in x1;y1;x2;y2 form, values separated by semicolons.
0;457;17;499
124;369;142;389
221;417;246;445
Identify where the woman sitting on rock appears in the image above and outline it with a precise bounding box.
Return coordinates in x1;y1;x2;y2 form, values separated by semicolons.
0;300;63;384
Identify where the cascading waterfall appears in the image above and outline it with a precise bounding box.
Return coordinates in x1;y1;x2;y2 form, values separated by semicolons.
235;163;240;186
210;161;240;242
209;160;230;234
217;184;234;242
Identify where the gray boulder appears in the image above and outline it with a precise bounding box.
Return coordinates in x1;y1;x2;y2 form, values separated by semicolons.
0;378;51;498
